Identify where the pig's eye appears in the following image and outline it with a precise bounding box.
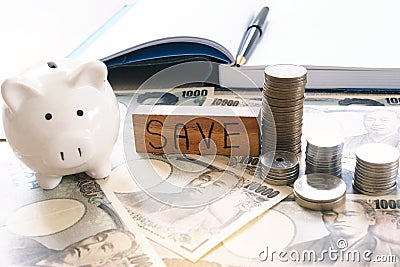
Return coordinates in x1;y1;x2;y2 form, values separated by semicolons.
76;110;84;117
45;113;52;120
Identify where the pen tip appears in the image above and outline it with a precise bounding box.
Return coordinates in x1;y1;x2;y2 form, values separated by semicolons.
236;56;246;67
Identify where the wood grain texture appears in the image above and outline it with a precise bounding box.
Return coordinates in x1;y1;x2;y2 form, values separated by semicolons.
132;106;260;156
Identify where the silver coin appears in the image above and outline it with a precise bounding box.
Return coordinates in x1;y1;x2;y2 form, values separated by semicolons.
264;74;307;83
354;168;399;179
306;152;343;160
305;167;342;174
293;191;346;211
267;164;300;172
306;145;343;154
264;78;307;87
263;176;298;186
354;178;397;189
353;173;397;183
356;143;400;165
305;156;342;167
305;165;342;172
264;173;299;181
264;86;306;94
265;95;305;104
306;132;344;148
264;139;301;147
275;129;303;136
275;147;302;155
268;103;304;112
264;91;305;101
275;143;303;151
264;87;305;95
264;64;307;80
265;78;307;87
265;170;300;179
263;109;303;117
305;168;342;177
260;151;299;169
265;135;303;143
305;170;342;178
305;164;342;172
293;173;346;203
356;159;399;170
355;161;399;171
305;156;342;164
354;181;397;191
264;116;303;125
275;128;304;135
352;181;397;196
305;169;342;176
266;166;300;175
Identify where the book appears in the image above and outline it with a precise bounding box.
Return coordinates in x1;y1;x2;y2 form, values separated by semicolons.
71;0;400;91
71;0;261;90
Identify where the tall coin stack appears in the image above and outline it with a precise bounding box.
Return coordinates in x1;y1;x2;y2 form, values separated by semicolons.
262;64;307;154
353;143;400;195
305;132;344;177
260;151;299;185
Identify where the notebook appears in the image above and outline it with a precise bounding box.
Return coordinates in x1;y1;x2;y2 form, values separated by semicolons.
71;0;400;90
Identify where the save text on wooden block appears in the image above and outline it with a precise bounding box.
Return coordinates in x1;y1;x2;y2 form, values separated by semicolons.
132;105;260;156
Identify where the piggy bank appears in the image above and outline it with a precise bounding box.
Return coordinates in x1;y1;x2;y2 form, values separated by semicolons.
1;59;120;189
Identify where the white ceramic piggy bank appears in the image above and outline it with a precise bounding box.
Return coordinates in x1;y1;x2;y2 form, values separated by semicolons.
1;59;120;189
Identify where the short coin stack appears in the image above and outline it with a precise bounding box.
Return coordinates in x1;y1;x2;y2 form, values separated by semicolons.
260;151;299;185
305;132;344;177
353;143;399;195
262;64;307;154
293;173;347;211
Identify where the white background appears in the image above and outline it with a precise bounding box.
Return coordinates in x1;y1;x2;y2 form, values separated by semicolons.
0;0;133;139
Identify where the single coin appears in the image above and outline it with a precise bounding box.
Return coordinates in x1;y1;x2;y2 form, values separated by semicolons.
356;143;399;164
293;173;346;203
306;131;344;148
260;151;299;169
293;191;346;211
264;64;307;80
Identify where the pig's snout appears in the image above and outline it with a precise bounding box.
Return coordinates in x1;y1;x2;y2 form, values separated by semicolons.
43;133;95;169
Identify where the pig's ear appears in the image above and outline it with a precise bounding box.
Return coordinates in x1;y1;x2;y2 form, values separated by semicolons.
1;79;41;113
69;60;108;91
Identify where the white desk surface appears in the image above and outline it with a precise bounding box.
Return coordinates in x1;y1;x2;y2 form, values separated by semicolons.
0;0;132;139
0;0;131;84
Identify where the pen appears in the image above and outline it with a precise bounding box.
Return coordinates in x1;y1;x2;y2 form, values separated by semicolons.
235;6;269;67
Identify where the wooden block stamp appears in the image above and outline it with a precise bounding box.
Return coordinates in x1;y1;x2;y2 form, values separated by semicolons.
132;105;260;156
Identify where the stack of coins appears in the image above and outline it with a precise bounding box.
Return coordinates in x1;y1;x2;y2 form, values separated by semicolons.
262;64;307;154
293;173;346;211
305;132;344;177
260;151;299;185
353;143;399;195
